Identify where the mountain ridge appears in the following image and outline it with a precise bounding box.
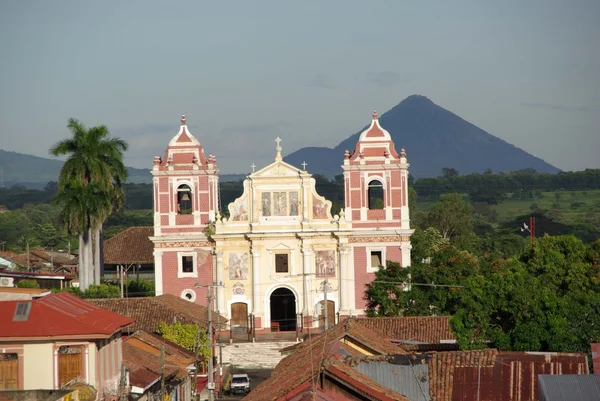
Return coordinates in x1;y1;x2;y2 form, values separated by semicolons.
284;95;560;178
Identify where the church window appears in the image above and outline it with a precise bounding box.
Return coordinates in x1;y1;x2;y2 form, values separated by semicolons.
275;254;289;273
177;184;192;214
367;248;386;272
368;180;384;209
178;253;197;278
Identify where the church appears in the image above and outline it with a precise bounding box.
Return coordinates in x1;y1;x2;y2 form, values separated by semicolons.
150;111;413;332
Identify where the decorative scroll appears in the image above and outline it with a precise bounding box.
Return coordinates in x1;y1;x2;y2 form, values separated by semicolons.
313;196;328;219
232;282;245;296
230;196;248;221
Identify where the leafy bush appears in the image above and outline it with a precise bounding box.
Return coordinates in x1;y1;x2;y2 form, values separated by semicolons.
16;279;40;288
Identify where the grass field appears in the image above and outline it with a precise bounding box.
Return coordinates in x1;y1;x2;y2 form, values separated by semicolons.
417;189;600;226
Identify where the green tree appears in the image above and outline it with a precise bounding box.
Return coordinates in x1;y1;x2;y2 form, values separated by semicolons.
156;321;210;368
366;246;479;317
50;118;128;290
423;193;473;240
16;279;40;288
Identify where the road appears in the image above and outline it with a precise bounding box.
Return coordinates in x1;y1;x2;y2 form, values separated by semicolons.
218;368;272;400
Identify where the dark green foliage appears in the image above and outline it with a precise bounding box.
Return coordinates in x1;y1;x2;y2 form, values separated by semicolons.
16;279;40;288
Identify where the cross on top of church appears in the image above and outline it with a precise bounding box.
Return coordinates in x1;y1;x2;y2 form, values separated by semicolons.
275;137;283;161
301;161;307;170
251;163;256;173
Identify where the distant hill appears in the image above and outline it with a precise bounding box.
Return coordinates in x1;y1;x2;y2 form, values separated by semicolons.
284;95;561;178
0;149;152;187
0;149;248;188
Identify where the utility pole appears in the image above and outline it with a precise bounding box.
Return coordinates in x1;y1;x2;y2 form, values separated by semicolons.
160;345;166;397
323;278;329;331
207;286;215;401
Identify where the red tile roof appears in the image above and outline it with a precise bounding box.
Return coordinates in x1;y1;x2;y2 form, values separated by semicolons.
104;226;154;264
124;330;194;390
0;292;134;340
358;316;455;343
87;294;228;333
245;318;405;401
427;349;589;401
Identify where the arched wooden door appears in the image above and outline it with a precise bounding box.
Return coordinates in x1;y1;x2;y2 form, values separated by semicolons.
318;300;335;329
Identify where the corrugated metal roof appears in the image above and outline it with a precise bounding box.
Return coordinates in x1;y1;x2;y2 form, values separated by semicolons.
356;360;431;401
538;375;600;401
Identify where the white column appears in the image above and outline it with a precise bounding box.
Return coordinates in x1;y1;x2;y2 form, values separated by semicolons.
215;251;224;312
252;250;261;314
153;250;163;296
401;242;412;267
302;248;311;314
339;247;349;312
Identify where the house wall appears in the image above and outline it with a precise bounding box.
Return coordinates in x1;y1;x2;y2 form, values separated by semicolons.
23;343;53;389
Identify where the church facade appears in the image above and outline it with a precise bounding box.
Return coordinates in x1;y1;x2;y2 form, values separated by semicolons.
150;111;413;331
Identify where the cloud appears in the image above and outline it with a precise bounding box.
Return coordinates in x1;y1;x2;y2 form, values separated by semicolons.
520;101;599;113
307;73;337;89
366;71;409;87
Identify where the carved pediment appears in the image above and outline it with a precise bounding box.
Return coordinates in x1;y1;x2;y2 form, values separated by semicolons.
252;161;302;178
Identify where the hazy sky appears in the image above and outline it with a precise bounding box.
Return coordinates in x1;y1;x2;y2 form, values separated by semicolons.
1;1;599;174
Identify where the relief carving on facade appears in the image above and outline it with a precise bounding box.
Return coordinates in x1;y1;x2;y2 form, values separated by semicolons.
232;282;245;296
229;196;249;221
228;252;249;280
315;250;336;277
155;241;212;248
349;236;410;243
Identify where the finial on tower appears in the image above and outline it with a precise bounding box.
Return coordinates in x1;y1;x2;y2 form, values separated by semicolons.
372;109;378;120
401;148;407;158
181;114;187;125
275;137;282;161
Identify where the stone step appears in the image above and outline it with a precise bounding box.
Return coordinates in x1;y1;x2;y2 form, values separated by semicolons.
219;341;298;369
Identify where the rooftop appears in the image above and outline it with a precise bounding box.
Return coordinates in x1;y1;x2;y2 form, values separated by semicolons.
103;226;154;265
87;294;228;334
0;292;134;341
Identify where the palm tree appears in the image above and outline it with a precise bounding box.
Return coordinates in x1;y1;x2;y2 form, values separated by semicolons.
50;119;128;290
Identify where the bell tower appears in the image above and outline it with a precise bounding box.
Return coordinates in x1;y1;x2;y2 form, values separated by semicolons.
152;114;220;234
342;110;410;232
150;115;219;303
342;110;413;312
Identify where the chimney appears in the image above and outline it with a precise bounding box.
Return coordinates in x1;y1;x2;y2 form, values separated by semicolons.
592;343;600;374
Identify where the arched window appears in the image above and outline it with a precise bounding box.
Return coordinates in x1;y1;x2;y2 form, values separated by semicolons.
177;184;192;214
368;180;384;209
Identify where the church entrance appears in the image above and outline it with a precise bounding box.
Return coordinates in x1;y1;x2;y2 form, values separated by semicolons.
269;288;296;332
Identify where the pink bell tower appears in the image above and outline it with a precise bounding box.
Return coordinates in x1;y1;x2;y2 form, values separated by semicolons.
150;115;219;304
342;110;413;311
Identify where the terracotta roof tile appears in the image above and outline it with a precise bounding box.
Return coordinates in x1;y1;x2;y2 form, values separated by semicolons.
123;330;194;384
358;316;455;343
245;318;405;401
427;349;589;401
0;292;134;340
87;294;227;334
103;226;154;264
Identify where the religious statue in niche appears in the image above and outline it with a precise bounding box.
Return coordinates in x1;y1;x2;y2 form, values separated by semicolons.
289;191;299;216
228;252;249;280
231;197;248;221
315;250;336;277
273;192;287;216
313;196;328;219
262;192;271;216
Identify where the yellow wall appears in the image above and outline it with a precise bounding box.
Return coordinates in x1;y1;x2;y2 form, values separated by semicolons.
23;343;54;389
87;342;96;387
